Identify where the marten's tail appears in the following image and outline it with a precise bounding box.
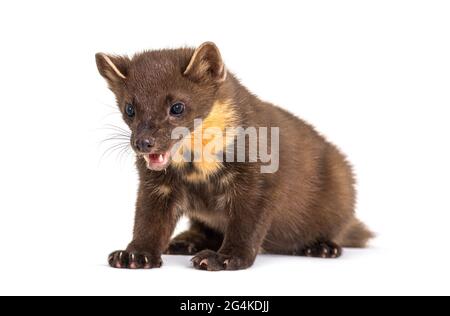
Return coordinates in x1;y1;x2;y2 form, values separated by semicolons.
335;217;374;248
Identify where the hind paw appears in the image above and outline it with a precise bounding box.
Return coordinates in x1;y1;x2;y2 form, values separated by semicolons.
302;241;342;259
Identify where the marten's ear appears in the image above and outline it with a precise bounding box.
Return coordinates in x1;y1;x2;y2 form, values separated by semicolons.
184;42;226;83
95;53;130;88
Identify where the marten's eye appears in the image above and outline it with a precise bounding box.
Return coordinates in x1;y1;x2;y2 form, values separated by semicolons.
125;103;135;118
170;102;185;117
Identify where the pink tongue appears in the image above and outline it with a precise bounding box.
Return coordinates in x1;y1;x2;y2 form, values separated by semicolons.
149;154;164;164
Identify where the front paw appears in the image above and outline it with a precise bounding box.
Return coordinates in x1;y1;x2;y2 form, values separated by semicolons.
191;250;253;271
108;251;162;269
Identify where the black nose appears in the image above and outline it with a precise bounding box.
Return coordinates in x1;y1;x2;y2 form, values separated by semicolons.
135;138;155;152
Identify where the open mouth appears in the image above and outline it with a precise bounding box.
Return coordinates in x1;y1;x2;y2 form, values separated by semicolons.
143;152;171;171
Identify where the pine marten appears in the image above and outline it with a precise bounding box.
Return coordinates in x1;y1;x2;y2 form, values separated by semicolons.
95;42;373;271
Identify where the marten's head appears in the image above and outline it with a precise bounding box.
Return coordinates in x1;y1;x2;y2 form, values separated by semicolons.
96;42;230;171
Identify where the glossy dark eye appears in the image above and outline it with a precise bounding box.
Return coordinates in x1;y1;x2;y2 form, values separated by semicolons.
125;103;135;118
170;102;185;117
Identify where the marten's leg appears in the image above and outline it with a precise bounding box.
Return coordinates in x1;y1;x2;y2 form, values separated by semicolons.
299;240;343;259
297;217;374;259
165;220;223;255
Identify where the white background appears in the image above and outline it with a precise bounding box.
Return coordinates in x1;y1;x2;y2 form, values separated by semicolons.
0;0;449;296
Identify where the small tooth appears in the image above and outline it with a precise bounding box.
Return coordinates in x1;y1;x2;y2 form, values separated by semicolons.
158;155;164;163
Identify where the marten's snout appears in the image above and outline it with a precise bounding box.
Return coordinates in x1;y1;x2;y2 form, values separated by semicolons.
135;137;155;153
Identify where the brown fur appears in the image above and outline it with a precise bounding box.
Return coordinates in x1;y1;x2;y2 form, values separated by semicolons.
96;42;373;271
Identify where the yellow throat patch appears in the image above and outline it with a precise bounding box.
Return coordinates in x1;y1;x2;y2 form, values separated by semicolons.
172;99;239;183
